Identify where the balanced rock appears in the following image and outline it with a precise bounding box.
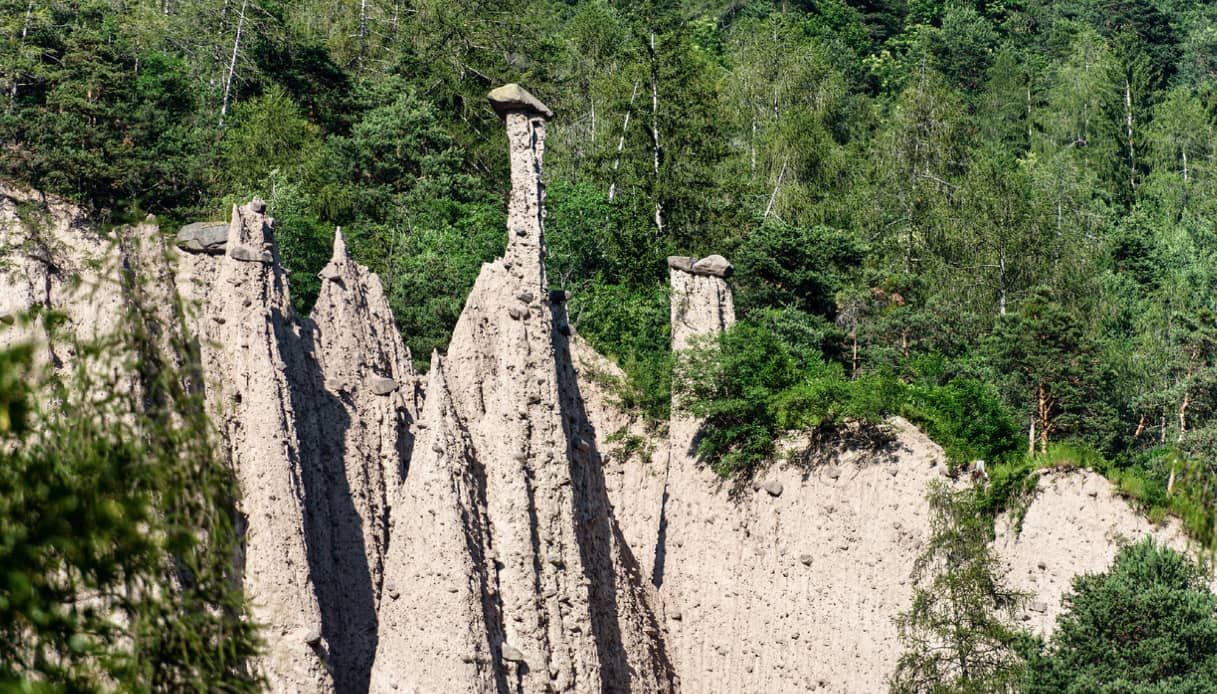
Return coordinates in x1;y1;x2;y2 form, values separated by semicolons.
501;644;527;664
667;256;696;273
228;244;271;264
691;254;733;278
487;83;554;120
175;221;228;254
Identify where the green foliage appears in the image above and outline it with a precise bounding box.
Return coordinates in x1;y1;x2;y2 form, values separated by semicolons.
324;80;479;221
931;3;1000;92
774;367;903;431
373;200;506;367
891;482;1032;694
732;220;866;320
678;321;920;476
219;85;324;194
675;322;800;476
566;279;673;426
989;287;1113;451
1025;539;1217;692
903;377;1022;468
1;1;209;216
0;246;261;690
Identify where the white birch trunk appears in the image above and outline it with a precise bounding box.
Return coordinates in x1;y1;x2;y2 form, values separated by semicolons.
219;0;248;128
608;79;640;201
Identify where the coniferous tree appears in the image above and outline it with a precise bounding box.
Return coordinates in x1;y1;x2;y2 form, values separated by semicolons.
1025;539;1217;692
890;482;1031;694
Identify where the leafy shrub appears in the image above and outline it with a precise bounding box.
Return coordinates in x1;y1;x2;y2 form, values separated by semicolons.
678;321;909;476
774;368;904;430
675;322;800;475
0;258;261;690
902;377;1021;468
1025;539;1217;693
570;282;673;427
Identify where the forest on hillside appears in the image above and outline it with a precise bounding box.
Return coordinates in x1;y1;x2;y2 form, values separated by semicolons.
5;0;1217;524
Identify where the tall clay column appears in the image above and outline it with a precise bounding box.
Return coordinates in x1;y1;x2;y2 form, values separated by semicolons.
495;83;554;285
667;254;736;456
661;255;738;689
475;83;600;693
373;85;673;694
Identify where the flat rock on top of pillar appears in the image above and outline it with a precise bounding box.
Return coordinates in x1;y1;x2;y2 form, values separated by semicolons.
666;256;696;273
691;254;733;278
487;83;554;120
668;254;734;278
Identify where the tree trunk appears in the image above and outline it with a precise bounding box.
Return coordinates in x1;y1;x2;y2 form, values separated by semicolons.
359;0;369;62
1028;417;1036;456
763;159;787;220
997;252;1007;316
750;115;757;180
1037;383;1050;454
608;80;640;201
216;0;230;62
649;31;663;234
8;0;34;107
1125;79;1135;191
851;332;858;381
219;0;248;128
1026;81;1033;142
1178;390;1190;443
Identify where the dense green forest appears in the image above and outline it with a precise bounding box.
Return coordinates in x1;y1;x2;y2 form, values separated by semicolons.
5;0;1217;519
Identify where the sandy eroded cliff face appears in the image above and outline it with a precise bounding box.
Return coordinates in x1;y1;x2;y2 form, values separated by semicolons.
0;85;1205;694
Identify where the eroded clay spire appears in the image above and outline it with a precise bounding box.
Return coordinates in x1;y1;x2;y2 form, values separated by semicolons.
373;84;674;693
490;84;551;289
370;351;500;693
331;226;348;265
310;224;420;691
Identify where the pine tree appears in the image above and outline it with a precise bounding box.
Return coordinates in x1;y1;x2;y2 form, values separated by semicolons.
890;482;1031;694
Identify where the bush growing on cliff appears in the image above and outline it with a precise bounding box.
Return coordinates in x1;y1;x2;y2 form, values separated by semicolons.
891;482;1032;694
677;321;909;475
678;320;1023;476
0;280;261;689
1024;539;1217;693
675;321;800;475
